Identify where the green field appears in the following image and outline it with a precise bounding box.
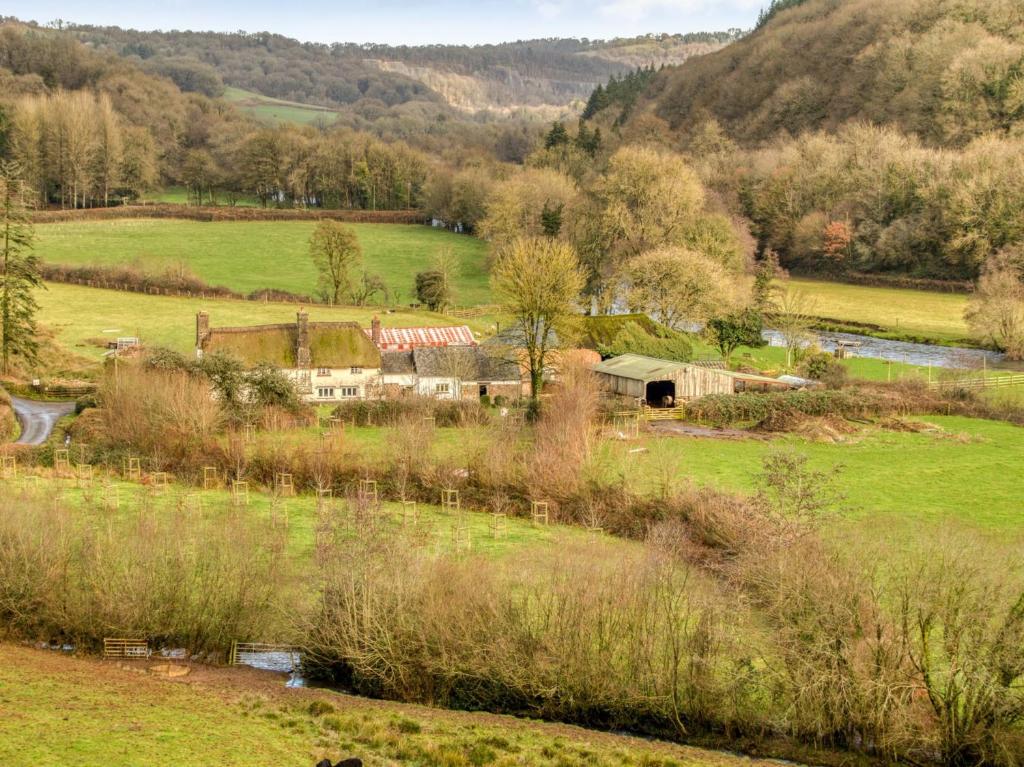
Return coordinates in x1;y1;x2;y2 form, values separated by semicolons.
36;282;493;363
33;219;492;307
224;86;340;126
788;278;970;343
607;415;1024;537
0;644;762;767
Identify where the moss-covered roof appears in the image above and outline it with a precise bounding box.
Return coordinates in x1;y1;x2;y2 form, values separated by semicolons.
203;322;381;369
580;314;664;349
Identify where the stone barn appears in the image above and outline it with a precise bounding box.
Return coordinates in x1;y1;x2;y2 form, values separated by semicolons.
593;354;796;406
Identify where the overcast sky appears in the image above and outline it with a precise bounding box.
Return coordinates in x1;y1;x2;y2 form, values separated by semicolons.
6;0;762;45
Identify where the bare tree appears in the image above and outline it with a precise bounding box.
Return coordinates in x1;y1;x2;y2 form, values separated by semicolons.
310;220;362;305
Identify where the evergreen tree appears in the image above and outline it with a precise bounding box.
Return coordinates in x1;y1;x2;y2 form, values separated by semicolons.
544;122;569;150
0;161;42;374
540;201;564;238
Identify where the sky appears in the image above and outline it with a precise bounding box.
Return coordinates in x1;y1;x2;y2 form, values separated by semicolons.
5;0;764;46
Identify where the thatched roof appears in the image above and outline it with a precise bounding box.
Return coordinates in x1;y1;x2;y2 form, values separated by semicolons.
202;322;381;369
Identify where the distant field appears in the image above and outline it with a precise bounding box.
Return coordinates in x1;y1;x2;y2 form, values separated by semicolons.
788;278;970;343
223;86;339;126
0;643;762;767
607;415;1024;536
32;219;492;307
36;282;493;361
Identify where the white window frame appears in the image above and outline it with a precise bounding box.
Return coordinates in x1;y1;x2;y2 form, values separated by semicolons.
316;367;331;377
434;382;451;395
350;366;363;375
316;387;335;400
339;386;359;398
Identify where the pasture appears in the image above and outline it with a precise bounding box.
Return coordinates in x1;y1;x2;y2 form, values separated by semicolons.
0;643;761;767
605;415;1024;537
31;219;492;307
223;86;340;126
787;277;970;344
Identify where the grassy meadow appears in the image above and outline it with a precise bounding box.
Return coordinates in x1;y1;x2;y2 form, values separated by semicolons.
223;86;340;126
0;644;776;767
788;277;970;343
605;415;1024;538
32;219;492;307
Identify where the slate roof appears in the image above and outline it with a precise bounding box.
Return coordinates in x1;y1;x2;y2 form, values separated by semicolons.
381;351;416;375
367;325;475;351
411;346;520;382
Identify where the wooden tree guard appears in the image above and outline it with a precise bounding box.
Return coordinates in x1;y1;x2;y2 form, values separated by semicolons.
451;521;471;553
358;478;379;506
275;472;296;497
328;416;342;433
76;463;94;486
441;488;460;512
104;483;120;510
151;472;169;494
180;492;202;514
54;448;71;476
124;457;141;482
270;498;289;529
401;500;418;525
422;415;436;428
490;512;508;539
202;466;218;490
243;424;256;444
232;480;250;507
0;455;16;480
613;412;640;440
531;500;550;526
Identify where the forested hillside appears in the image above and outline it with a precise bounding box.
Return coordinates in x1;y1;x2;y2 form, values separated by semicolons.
63;25;740;114
635;0;1024;146
581;0;1024;282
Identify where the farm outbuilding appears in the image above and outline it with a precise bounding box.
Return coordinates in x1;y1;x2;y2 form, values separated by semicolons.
593;354;797;406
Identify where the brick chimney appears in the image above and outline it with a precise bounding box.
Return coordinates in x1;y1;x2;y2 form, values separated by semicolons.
296;310;311;368
195;311;210;354
371;315;382;346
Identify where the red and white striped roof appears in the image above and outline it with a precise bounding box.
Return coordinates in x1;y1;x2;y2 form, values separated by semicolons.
366;325;476;351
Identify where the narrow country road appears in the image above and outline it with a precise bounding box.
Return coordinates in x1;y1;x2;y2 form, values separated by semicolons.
10;396;76;446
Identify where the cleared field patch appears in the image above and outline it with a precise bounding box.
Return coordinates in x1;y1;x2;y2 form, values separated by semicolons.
36;282;490;360
603;415;1024;535
0;643;770;767
788;278;970;343
224;86;340;126
32;219;492;307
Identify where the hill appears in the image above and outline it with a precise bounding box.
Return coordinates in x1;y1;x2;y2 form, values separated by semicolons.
64;24;741;115
629;0;1024;146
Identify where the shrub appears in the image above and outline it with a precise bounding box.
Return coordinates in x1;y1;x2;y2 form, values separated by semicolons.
332;397;489;428
798;351;848;388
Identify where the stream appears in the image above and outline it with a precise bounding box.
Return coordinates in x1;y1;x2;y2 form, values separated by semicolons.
760;328;1017;370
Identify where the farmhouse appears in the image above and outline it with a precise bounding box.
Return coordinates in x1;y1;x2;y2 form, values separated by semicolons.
196;311;382;403
382;346;522;400
593;353;797;406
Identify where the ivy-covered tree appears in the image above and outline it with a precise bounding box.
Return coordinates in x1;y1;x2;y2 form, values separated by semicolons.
0;161;42;374
706;310;765;366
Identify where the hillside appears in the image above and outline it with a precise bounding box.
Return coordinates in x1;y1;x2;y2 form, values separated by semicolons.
629;0;1024;146
65;25;741;115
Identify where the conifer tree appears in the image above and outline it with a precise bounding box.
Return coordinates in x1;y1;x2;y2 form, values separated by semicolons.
0;161;42;374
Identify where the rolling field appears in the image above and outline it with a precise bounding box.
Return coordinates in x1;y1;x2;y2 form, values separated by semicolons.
36;282;492;361
0;644;767;767
32;219;492;307
788;278;970;343
605;415;1024;537
224;86;340;126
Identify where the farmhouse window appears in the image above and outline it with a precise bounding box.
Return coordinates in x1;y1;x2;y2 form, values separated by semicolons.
340;386;359;398
316;387;335;399
351;366;363;375
316;367;331;377
435;382;450;394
